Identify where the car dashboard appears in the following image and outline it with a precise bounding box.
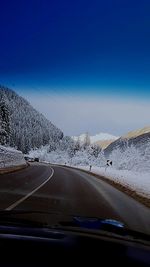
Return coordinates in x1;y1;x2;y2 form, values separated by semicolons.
0;224;150;266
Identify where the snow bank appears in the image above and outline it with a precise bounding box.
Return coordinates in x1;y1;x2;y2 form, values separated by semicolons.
74;165;150;199
0;145;26;169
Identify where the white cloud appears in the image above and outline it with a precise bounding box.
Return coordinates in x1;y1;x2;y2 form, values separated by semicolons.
19;91;150;136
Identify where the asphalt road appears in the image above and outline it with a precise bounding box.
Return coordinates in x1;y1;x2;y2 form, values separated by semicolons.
0;163;150;234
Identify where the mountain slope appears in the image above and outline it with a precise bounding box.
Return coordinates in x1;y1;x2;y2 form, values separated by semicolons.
95;139;116;149
123;126;150;139
0;86;63;153
104;126;150;156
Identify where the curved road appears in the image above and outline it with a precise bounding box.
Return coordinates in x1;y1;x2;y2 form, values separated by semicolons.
0;163;150;234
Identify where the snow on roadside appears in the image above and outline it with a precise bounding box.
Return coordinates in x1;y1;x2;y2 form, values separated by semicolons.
28;145;150;200
0;145;26;169
73;165;150;199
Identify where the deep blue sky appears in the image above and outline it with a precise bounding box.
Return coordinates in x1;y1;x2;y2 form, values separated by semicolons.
0;0;150;98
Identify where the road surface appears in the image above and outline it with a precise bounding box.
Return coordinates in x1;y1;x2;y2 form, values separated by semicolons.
0;163;150;234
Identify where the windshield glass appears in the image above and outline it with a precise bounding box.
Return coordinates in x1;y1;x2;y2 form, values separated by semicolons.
0;0;150;237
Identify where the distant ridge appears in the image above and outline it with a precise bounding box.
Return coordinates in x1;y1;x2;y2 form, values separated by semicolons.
72;132;118;144
104;126;150;156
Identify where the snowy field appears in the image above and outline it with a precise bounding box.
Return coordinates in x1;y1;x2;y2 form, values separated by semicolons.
0;145;26;169
74;165;150;200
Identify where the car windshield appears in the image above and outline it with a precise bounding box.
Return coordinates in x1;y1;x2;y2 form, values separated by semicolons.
0;0;150;238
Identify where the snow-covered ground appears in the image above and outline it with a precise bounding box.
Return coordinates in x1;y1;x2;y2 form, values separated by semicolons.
74;165;150;199
0;145;26;169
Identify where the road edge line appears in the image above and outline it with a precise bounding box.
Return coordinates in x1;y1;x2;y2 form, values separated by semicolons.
5;167;54;211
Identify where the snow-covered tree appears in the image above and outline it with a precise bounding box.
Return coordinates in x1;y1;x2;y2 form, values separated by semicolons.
67;142;76;158
58;136;73;151
109;144;143;171
88;144;101;158
82;132;91;149
75;137;81;151
94;150;106;167
48;138;57;152
0;100;10;145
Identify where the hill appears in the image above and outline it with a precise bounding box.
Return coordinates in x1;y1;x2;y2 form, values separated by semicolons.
123;126;150;139
95;139;116;149
0;86;63;153
104;126;150;157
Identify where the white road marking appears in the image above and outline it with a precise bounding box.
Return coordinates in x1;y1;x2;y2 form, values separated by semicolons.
5;167;54;211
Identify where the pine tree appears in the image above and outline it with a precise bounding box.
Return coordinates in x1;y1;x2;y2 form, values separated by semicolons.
0;100;10;145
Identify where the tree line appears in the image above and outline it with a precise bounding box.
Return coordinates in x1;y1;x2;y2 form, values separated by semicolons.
0;86;63;153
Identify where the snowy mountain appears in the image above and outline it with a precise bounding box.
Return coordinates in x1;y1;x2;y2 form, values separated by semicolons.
72;133;118;144
0;86;63;153
104;126;150;157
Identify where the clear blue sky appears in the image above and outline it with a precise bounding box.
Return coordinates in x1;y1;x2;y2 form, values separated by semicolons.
0;0;150;95
0;0;150;135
